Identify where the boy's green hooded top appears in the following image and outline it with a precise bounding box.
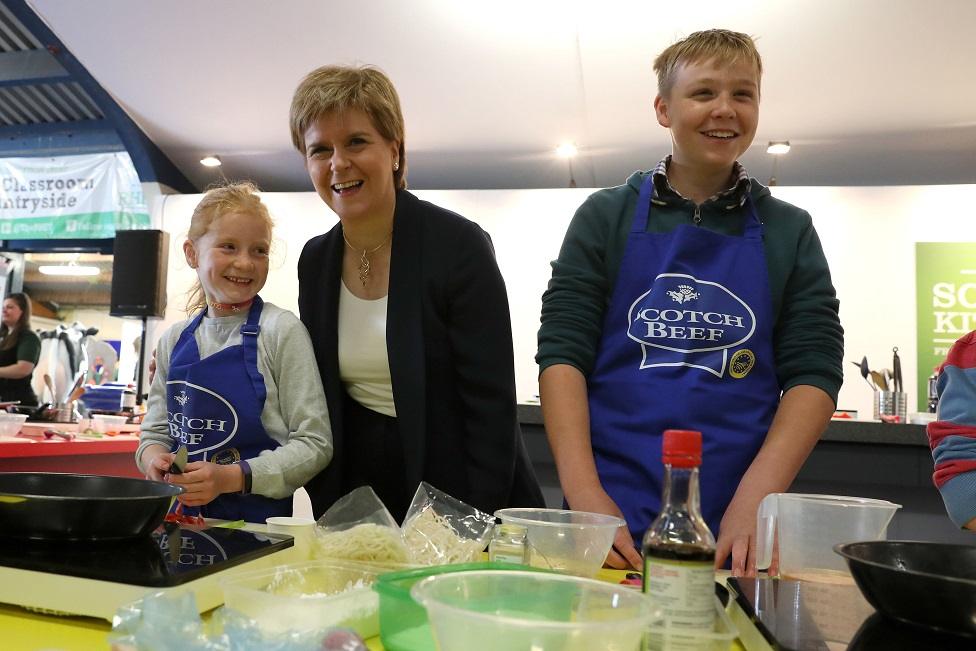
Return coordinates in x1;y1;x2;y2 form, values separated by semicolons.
537;170;844;403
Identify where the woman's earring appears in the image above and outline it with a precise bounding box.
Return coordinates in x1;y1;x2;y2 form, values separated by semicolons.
393;159;399;172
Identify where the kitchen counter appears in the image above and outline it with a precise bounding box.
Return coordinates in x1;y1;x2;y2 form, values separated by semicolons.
518;403;973;546
518;403;928;446
0;424;141;477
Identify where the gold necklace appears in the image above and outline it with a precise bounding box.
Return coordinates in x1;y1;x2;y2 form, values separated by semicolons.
342;230;392;286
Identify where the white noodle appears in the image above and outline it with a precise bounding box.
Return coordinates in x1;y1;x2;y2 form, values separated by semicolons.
401;507;486;565
312;523;410;564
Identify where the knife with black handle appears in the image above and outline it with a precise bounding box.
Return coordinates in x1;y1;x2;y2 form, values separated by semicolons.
169;445;188;475
892;347;903;393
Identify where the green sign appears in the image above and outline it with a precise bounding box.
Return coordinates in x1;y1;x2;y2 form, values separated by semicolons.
0;153;149;239
915;242;976;407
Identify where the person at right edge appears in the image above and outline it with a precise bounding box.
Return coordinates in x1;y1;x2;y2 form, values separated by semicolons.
536;29;844;574
928;330;976;531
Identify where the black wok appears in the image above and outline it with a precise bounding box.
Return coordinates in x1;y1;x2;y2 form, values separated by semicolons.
0;472;183;541
835;540;976;638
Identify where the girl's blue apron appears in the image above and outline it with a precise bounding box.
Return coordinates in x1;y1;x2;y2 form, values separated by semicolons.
588;175;780;544
165;296;290;522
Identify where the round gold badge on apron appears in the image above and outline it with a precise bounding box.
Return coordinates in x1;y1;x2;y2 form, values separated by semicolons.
730;349;756;378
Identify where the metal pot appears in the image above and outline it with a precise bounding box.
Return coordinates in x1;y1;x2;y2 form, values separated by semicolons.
0;472;183;541
835;540;976;638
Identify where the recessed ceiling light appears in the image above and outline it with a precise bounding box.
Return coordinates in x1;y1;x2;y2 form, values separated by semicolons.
200;155;222;167
556;143;578;158
767;141;791;155
39;265;100;276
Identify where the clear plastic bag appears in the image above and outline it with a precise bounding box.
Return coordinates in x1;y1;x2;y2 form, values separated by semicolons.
312;486;409;564
400;482;496;565
108;592;367;651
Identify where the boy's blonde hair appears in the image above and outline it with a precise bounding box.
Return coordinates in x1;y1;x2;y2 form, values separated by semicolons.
185;181;274;313
289;64;407;190
653;29;762;97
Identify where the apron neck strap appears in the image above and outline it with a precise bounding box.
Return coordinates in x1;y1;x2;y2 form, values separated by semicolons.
632;175;655;233
240;296;266;406
634;174;763;241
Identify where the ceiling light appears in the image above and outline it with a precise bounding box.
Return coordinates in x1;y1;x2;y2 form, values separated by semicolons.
767;141;791;155
556;143;578;158
200;155;222;167
39;264;100;276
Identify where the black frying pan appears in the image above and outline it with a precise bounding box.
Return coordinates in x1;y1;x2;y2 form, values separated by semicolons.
835;540;976;638
10;402;56;421
0;472;183;541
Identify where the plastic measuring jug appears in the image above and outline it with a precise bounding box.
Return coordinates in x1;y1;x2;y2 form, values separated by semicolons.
755;493;901;581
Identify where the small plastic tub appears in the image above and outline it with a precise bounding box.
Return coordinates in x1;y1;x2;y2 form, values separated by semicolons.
220;559;390;638
0;413;28;437
374;562;536;651
646;596;738;651
495;507;624;577
412;569;656;651
92;414;128;435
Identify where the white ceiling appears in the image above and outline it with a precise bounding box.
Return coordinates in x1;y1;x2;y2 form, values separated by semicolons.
27;0;976;191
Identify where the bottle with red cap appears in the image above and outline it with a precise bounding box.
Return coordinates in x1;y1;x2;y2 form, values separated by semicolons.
642;429;715;633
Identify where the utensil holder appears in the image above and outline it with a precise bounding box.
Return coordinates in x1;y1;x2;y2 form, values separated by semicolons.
873;391;907;423
53;401;79;423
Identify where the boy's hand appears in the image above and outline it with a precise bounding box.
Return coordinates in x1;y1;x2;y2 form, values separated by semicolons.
569;488;643;570
169;461;243;506
715;494;760;576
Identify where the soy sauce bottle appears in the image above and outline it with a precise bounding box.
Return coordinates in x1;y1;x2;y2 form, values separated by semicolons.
642;429;715;633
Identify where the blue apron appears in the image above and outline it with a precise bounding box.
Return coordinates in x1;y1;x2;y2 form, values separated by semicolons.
588;175;780;543
165;296;290;522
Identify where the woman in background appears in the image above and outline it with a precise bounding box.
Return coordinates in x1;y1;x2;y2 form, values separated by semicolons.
290;64;544;522
0;292;41;406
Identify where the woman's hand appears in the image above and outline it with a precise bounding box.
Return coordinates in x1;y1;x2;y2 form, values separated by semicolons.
168;461;243;506
569;488;643;570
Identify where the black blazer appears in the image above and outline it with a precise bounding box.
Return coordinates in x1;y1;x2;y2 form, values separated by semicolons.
298;189;544;518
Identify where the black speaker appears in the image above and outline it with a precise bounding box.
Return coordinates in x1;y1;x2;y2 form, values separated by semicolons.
110;229;169;318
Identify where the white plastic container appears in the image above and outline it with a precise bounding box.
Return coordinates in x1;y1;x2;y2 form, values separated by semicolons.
494;508;623;577
411;569;655;651
220;559;385;638
265;516;317;560
0;413;28;437
91;414;127;435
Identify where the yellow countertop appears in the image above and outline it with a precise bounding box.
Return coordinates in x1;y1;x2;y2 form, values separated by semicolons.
0;532;745;651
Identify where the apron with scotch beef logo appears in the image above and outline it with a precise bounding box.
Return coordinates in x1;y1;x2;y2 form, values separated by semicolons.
588;175;780;543
166;296;290;522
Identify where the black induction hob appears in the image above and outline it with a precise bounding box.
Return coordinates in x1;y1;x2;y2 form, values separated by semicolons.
0;525;293;587
728;576;975;651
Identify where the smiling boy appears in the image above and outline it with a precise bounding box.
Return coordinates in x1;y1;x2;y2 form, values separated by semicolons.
537;29;843;574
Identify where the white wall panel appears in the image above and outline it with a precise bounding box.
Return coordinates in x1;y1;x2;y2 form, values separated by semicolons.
154;184;976;424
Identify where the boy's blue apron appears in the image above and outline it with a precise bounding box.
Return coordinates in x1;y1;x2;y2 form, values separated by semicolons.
165;296;290;522
588;175;780;545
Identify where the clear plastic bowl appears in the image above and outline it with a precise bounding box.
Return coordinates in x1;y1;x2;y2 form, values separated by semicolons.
92;414;128;435
0;413;28;437
220;559;391;638
494;508;624;577
374;561;533;651
411;569;655;651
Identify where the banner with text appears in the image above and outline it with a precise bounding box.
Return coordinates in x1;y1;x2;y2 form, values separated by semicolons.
0;152;149;239
915;242;976;407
